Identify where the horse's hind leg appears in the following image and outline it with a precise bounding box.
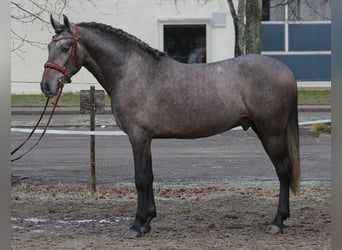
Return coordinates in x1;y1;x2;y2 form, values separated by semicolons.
125;134;156;239
253;129;292;234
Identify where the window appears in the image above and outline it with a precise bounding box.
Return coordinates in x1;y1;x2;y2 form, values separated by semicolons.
163;25;206;63
262;0;331;21
263;0;285;21
288;0;331;21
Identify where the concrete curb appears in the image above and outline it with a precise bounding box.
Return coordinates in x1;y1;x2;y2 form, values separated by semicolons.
297;105;331;112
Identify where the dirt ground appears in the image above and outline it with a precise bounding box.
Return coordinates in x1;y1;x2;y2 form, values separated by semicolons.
11;184;331;250
11;111;331;249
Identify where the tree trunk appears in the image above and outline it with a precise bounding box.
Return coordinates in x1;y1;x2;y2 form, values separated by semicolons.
237;0;246;56
245;0;262;54
227;0;246;57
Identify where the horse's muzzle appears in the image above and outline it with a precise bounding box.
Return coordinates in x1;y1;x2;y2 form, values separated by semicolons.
40;81;59;97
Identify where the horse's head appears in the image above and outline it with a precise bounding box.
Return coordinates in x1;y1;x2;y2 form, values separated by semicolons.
40;15;84;97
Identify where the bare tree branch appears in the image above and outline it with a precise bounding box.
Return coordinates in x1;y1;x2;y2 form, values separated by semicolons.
11;1;49;24
56;0;67;17
11;0;104;55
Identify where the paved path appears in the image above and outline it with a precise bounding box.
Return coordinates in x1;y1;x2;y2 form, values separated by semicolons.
11;108;331;188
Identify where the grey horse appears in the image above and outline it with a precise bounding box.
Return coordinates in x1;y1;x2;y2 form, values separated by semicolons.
41;15;300;238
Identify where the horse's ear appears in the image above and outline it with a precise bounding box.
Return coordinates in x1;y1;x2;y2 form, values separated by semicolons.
50;14;61;31
63;15;72;32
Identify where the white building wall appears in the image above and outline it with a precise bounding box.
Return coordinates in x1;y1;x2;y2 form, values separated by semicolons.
11;0;235;94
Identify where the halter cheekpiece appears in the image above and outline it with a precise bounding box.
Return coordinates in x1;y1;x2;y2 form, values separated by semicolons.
44;24;80;84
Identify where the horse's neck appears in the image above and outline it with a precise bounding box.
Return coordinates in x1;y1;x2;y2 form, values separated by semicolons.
79;28;171;96
81;35;127;95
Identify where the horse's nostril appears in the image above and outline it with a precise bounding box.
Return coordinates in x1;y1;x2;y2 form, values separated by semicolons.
41;82;53;97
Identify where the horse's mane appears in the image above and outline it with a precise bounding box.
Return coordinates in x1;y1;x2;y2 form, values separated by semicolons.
78;22;165;59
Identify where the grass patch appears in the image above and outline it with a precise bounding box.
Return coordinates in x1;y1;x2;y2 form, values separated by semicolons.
11;94;47;106
11;93;112;107
297;90;331;105
11;90;331;106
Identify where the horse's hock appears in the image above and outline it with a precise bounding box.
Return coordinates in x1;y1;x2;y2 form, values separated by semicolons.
80;89;105;114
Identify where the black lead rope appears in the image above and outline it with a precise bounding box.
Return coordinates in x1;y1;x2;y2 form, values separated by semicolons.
11;97;50;158
11;84;65;162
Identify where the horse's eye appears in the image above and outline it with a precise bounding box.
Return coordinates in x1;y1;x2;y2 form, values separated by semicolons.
61;46;70;53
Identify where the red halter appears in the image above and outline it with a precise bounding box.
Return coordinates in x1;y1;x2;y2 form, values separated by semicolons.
44;24;80;84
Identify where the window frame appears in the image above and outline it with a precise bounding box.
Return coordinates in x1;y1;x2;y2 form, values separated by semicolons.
158;18;212;63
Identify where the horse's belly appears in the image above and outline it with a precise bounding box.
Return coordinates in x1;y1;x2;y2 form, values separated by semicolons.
154;113;241;139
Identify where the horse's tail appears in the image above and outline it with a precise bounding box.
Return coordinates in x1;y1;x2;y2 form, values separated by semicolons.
287;98;301;194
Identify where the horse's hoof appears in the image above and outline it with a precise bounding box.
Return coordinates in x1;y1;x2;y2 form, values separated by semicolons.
124;225;151;239
265;224;283;234
124;229;142;239
140;224;151;235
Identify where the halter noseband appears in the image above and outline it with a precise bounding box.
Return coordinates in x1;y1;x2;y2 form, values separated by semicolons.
44;24;80;84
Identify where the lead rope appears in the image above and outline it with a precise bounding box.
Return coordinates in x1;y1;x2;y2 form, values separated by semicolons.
11;84;65;162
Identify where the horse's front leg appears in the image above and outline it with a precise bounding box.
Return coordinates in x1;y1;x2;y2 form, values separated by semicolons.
125;135;156;239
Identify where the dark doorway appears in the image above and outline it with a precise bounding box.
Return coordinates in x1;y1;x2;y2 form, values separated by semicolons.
163;24;206;63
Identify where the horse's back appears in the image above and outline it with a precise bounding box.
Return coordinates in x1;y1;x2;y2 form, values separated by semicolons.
194;54;297;118
220;54;296;89
117;54;297;139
